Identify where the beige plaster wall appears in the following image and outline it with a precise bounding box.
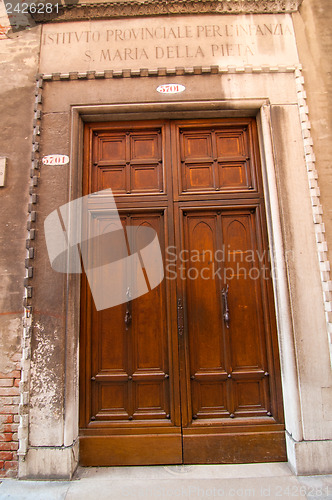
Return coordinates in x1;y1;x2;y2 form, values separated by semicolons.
293;0;332;296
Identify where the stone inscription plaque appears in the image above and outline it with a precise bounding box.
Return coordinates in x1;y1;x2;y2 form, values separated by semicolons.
40;14;299;74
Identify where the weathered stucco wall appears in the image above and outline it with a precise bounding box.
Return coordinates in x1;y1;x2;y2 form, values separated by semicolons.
0;25;40;477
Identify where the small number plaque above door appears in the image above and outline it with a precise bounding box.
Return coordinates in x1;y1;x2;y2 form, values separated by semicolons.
42;154;69;166
157;84;185;94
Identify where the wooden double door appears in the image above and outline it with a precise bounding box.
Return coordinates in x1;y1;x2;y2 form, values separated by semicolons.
79;118;286;465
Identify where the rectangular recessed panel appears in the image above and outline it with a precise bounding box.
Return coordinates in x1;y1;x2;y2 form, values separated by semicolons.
130;214;168;372
96;383;129;419
97;166;127;192
192;381;228;417
221;213;266;371
133;381;168;418
131;134;160;160
216;131;247;157
135;382;163;409
184;163;214;191
182;133;212;159
185;214;225;373
100;305;127;371
95;217;128;372
100;136;126;161
228;279;263;368
133;286;164;369
236;380;262;407
234;380;267;416
219;162;250;189
131;165;162;192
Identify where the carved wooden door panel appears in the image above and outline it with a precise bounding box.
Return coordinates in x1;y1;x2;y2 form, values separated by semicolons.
177;207;285;463
80;119;286;465
172;121;285;463
80;122;182;465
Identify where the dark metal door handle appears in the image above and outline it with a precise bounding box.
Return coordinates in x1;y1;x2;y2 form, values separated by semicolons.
124;287;132;330
177;297;184;336
221;284;230;329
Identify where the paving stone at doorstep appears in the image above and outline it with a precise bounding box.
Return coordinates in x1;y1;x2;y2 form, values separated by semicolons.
0;464;331;500
64;476;332;500
75;463;294;480
0;480;70;500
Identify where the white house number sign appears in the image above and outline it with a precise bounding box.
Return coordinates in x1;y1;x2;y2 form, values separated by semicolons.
156;84;186;94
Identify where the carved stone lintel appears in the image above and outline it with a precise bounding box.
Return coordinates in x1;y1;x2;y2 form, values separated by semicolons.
32;0;304;24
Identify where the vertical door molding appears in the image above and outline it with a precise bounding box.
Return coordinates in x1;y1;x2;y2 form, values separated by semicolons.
257;105;303;443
